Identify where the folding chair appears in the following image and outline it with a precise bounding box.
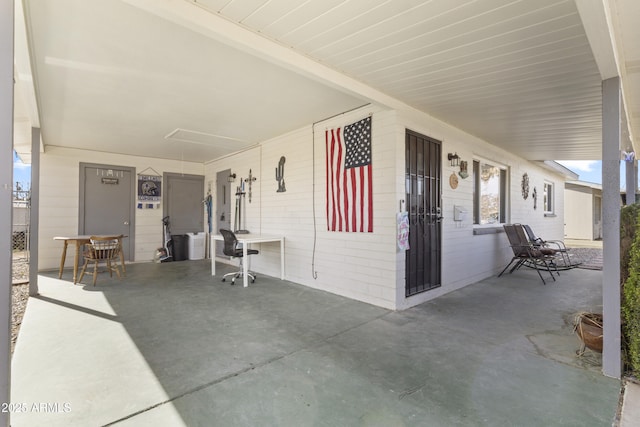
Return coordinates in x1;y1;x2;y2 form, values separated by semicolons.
499;224;557;284
522;224;579;269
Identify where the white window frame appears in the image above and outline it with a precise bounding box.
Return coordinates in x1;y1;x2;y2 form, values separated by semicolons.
472;158;509;226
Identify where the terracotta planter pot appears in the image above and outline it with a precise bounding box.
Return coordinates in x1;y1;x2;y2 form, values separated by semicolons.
574;313;603;353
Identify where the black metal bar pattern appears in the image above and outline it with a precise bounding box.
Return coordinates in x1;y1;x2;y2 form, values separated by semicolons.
405;130;442;297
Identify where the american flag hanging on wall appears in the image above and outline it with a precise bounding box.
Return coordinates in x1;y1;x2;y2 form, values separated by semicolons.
326;116;373;232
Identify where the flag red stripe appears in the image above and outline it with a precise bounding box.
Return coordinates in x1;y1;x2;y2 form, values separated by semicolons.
329;130;338;231
367;164;373;232
325;130;330;231
351;168;357;231
335;130;343;231
358;166;364;232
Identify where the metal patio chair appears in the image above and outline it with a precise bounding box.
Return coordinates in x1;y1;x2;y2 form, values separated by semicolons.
522;224;580;269
498;224;557;284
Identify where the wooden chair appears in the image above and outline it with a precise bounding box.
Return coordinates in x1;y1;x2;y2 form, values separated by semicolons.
78;236;123;286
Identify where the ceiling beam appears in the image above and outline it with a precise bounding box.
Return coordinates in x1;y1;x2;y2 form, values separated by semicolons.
575;0;636;150
574;0;620;80
13;0;42;161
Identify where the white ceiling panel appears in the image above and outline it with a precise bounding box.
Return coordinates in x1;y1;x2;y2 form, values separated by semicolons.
21;0;367;162
250;0;347;39
15;0;640;163
202;0;607;160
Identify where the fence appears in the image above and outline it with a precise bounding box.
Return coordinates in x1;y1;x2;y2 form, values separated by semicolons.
12;186;30;283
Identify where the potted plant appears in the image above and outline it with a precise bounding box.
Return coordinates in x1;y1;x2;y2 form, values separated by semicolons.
574;312;603;355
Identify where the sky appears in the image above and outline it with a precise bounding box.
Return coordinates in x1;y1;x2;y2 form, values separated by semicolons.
556;160;633;189
13;151;31;191
556;160;602;184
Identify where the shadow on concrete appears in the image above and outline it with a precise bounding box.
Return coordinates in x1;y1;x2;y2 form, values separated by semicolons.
11;261;620;426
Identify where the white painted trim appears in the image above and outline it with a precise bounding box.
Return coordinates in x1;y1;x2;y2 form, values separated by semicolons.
1;0;13;422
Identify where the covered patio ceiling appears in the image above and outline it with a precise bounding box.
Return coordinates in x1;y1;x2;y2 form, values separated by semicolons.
13;0;640;164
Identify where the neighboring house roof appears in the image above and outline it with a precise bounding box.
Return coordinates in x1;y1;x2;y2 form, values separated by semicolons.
565;180;603;191
538;161;580;180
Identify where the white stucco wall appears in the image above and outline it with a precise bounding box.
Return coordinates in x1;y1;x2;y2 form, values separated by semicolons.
205;106;398;309
564;186;596;240
392;108;566;309
36;107;567;310
205;106;567;310
38;146;204;270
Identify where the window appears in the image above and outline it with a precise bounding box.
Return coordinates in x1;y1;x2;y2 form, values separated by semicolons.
473;160;507;225
544;182;554;214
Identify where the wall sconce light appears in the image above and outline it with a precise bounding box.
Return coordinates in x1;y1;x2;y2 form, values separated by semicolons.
448;153;460;167
227;173;236;183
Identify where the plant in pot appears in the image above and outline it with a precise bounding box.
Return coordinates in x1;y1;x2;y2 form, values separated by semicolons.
574;312;603;355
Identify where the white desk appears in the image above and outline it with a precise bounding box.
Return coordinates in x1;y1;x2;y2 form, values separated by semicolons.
211;233;285;287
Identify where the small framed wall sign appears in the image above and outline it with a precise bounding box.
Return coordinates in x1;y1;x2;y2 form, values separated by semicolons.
138;167;162;202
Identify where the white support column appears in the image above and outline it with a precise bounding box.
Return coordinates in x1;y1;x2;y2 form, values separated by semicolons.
0;0;14;425
625;158;636;204
602;77;622;379
29;127;40;296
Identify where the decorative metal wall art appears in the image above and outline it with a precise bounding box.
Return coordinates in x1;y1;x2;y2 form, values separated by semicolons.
449;173;459;189
521;173;529;199
532;187;538;209
245;169;257;203
276;156;286;192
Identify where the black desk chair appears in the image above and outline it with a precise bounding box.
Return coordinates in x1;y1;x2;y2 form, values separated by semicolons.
219;229;259;284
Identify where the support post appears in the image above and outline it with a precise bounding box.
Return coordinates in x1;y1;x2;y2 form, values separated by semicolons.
29;127;40;296
625;158;636;205
602;77;622;379
0;0;14;424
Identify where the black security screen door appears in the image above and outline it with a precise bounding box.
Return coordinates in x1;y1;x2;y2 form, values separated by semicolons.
405;130;442;297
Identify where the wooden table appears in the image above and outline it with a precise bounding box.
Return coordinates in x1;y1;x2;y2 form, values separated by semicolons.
54;235;126;284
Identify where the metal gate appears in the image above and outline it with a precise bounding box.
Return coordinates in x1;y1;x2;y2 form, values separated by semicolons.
12;184;30;284
405;130;442;297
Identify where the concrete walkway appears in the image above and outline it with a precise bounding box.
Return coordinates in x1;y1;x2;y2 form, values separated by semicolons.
11;261;621;426
564;238;603;249
621;381;640;426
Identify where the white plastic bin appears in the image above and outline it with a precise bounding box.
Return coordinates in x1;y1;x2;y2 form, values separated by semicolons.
186;232;205;260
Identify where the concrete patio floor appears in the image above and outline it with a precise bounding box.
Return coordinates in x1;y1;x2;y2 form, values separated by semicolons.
11;261;620;426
